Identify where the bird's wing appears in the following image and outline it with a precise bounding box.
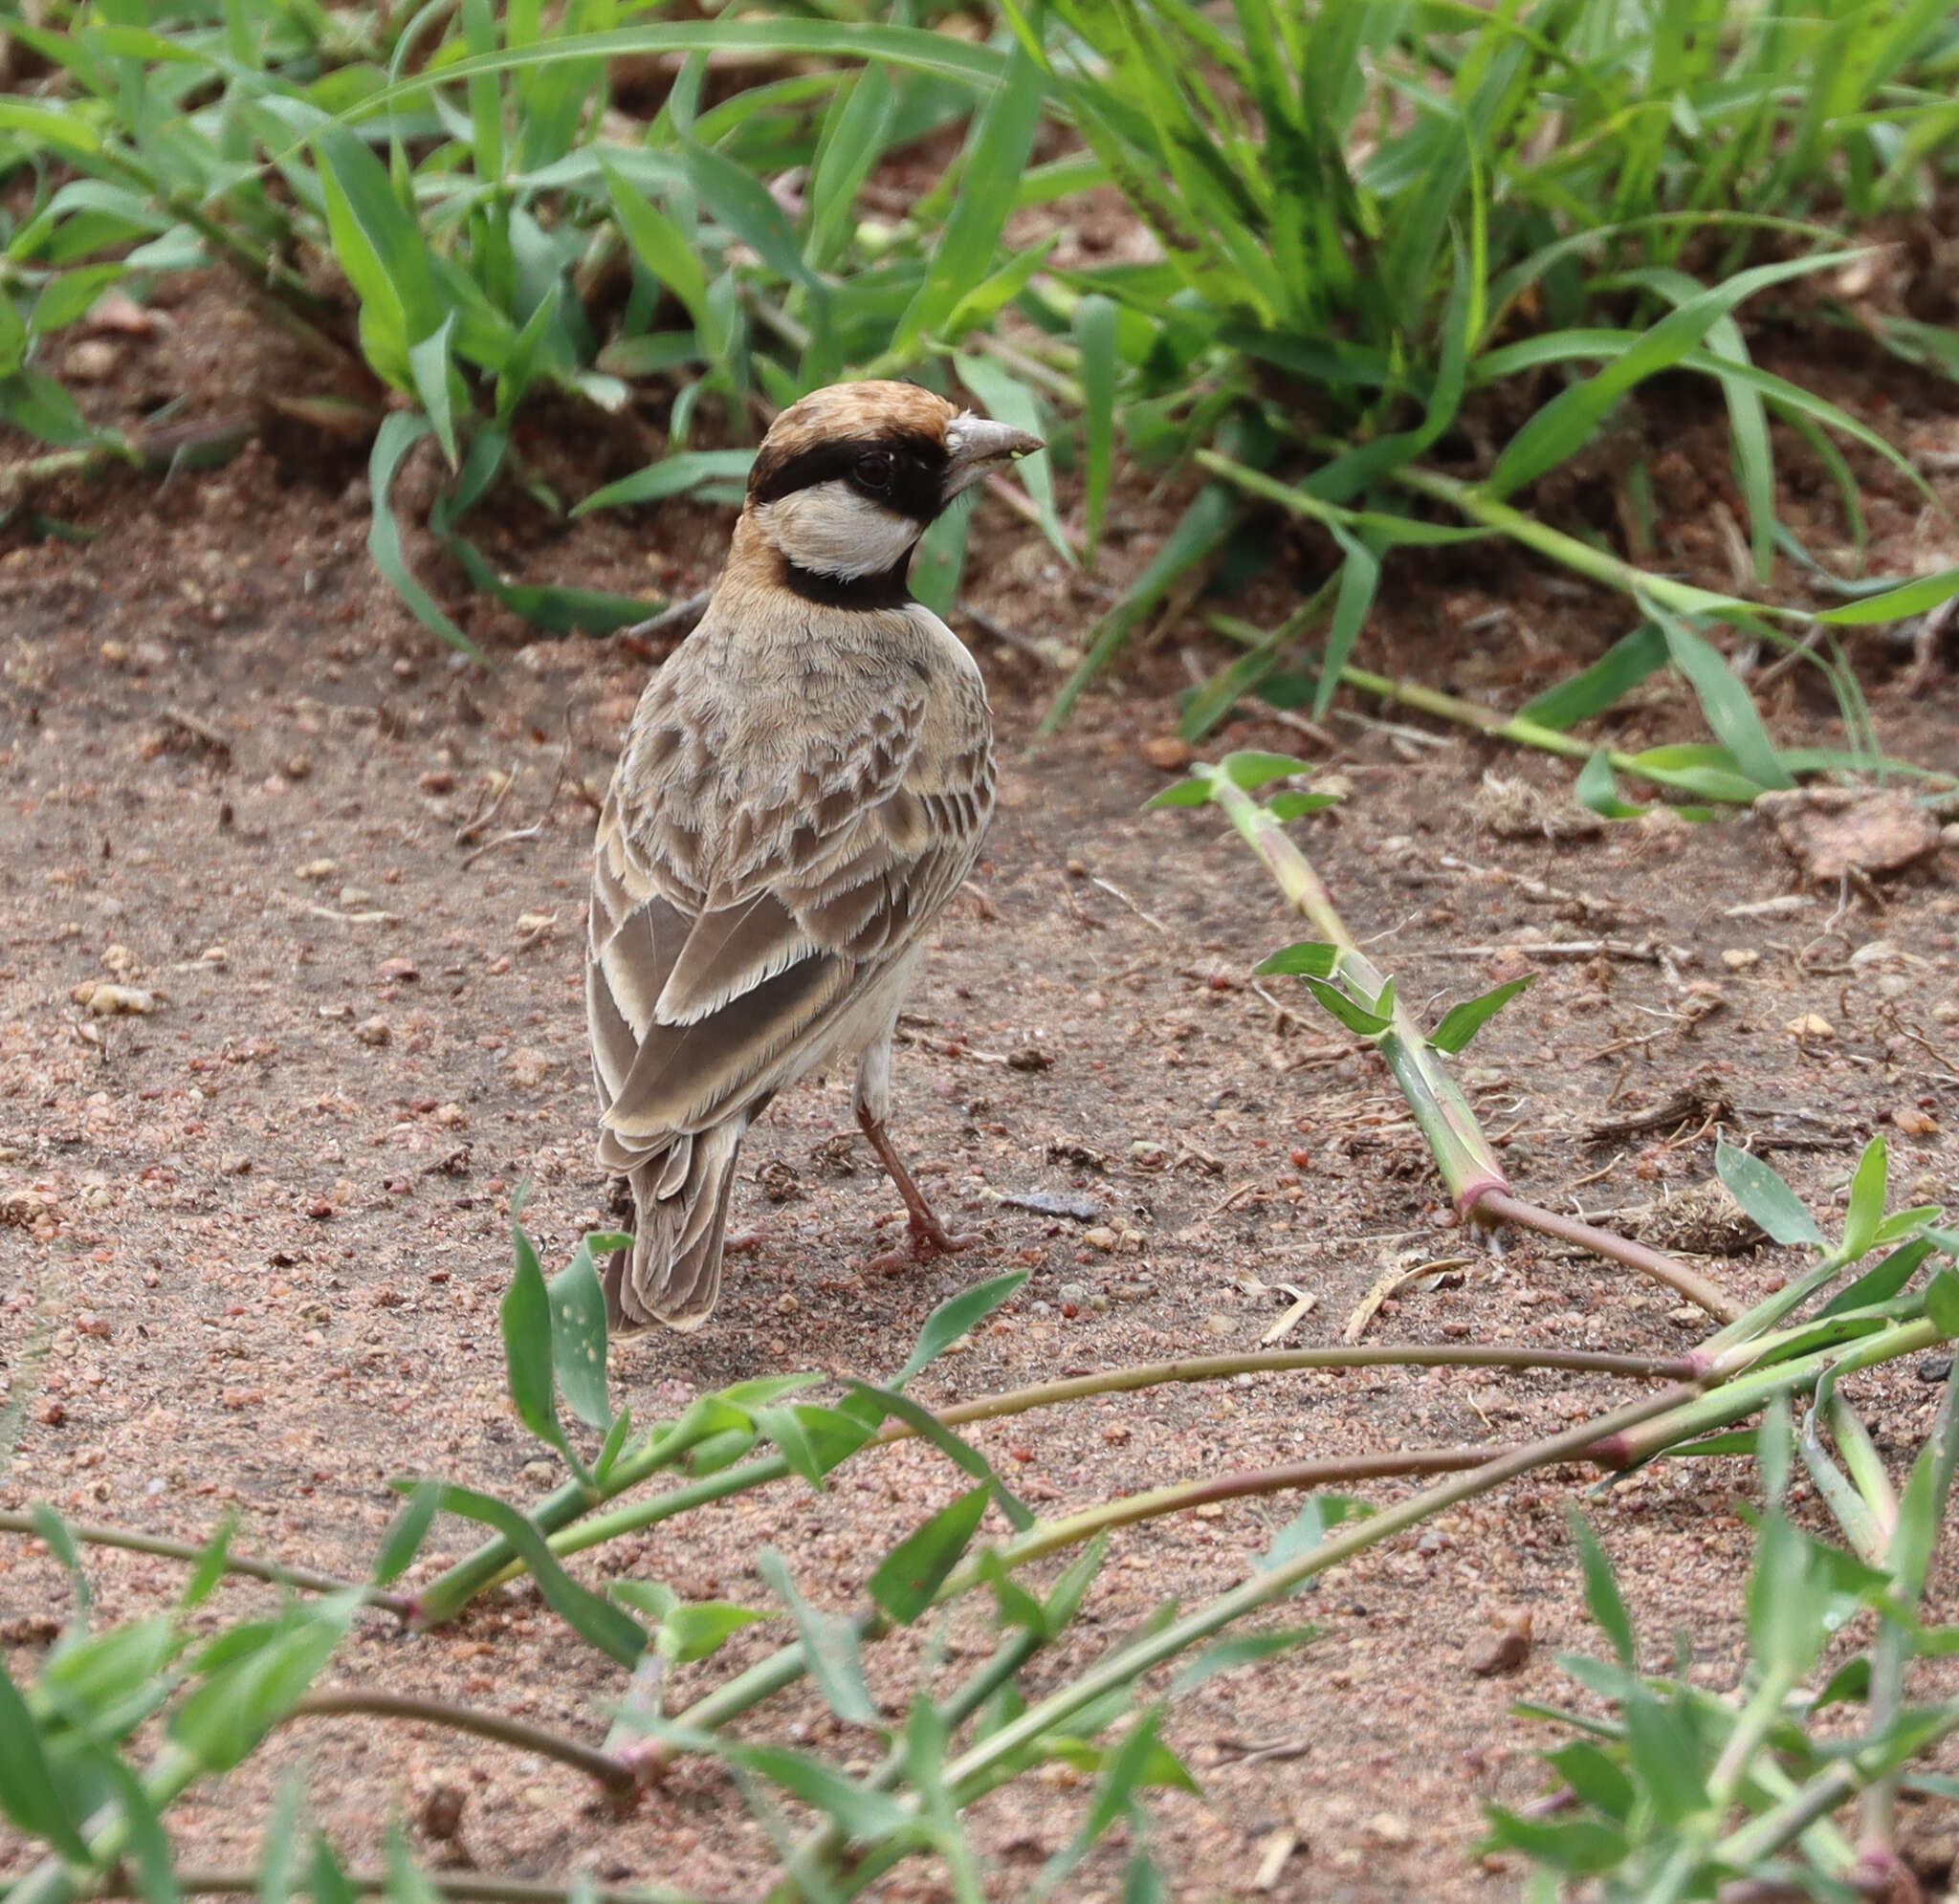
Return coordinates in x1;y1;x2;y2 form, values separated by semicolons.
588;674;991;1146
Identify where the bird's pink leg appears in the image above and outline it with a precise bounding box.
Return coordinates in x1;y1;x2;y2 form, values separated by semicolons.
856;1104;977;1271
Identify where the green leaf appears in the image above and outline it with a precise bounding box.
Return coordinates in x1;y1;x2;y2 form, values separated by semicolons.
0;1652;94;1862
1482;1806;1628;1874
0;371;100;449
1567;1511;1636;1670
571;449;755;516
891;41;1045;355
1817;1237;1936;1320
1621;1690;1708;1824
1430;978;1533;1055
312;122;440;386
1487;251;1862;499
384;1824;445;1904
1143;776;1214;810
753;1405;833;1491
1074;293;1119;565
432;1488;645;1667
372;1481;440;1588
1262;1495;1372;1571
1298;974;1391;1038
1043;1533;1109;1633
839;1383;1032;1531
909;500;970;620
548;1239;611;1433
1521;623;1668;731
1842;1136;1890;1262
681;139;824;295
96;1751;177;1904
1816;565;1959;625
1220;751;1310;790
658;1602;769;1665
1926;1268;1959;1339
894;1271;1027;1387
1313;530;1381;718
1167;1626;1318;1698
1716;1139;1824;1247
171;1597;362;1774
30;264;129;339
182;1518;236;1611
366;414;480;659
727;1744;908;1842
307;1835;358;1904
1574;749;1649;821
1653;611;1793;793
407;316;460;470
869;1485;992;1625
1544;1740;1636;1823
500;1221;565;1456
804;64;894;274
758;1551;875;1726
1255;941;1339;978
1266;790;1339;821
953;353;1068;565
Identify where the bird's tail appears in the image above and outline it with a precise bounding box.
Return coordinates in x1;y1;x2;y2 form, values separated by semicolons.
603;1118;747;1332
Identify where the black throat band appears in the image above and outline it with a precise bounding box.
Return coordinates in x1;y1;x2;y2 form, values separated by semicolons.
779;553;914;611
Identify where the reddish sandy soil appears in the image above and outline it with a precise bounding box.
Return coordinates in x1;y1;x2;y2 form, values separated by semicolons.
4;274;1959;1902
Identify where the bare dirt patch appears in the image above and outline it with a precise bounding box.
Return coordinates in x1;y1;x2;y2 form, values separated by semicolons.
5;308;1959;1901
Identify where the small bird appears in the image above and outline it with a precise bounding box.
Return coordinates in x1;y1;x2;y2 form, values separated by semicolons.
587;381;1044;1331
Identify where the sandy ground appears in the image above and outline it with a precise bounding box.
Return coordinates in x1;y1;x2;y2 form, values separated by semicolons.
4;326;1959;1899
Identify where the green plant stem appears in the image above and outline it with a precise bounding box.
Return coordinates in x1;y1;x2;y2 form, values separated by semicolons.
1826;1392;1899;1542
1719;1698;1959;1873
1201;769;1508;1212
3;1741;202;1904
286;1691;636;1793
1470;1189;1743;1323
1860;1371;1956;1862
934;1379;1707;1808
0;1512;410;1616
1591;1318;1946;1470
418;1345;1690;1619
656;1437;1554;1757
768;1628;1050;1901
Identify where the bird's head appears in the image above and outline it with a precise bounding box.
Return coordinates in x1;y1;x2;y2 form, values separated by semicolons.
743;381;1044;599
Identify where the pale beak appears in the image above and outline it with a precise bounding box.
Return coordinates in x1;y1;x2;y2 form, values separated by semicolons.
943;414;1046;501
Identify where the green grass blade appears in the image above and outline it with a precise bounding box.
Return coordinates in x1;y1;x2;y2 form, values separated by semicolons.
891;40;1046;359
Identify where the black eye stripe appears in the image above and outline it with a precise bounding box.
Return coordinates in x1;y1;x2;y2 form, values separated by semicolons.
749;429;948;524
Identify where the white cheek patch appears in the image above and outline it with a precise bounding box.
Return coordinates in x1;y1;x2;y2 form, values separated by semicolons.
753;483;922;580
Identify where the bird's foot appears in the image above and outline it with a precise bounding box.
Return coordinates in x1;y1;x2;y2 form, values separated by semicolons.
867;1211;978;1277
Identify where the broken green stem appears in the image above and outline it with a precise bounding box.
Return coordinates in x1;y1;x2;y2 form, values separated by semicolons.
1203;769;1736;1316
417;1346;1687;1618
1202;770;1506;1212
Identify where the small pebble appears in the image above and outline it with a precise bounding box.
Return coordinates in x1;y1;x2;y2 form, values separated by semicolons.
282;755;312;781
1720;948;1759;970
296;859;338;882
1083;1226;1117;1251
354;1017;391;1047
1142;735;1194;772
1786;1012;1834;1040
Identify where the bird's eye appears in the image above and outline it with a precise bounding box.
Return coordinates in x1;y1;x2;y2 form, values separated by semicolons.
854;449;895;492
